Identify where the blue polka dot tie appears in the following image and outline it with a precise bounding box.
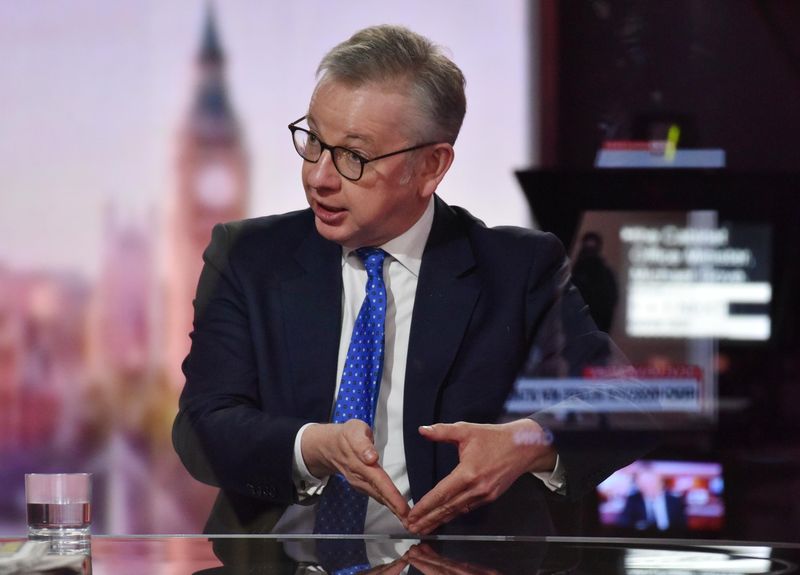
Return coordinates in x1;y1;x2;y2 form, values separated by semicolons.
314;247;388;537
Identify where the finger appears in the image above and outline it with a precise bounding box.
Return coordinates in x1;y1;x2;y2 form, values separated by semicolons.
364;466;410;519
336;422;409;519
408;472;481;534
408;503;465;534
410;490;479;535
365;557;409;575
409;506;459;535
404;543;444;568
343;420;380;465
408;466;470;522
418;422;466;445
404;543;435;561
346;463;410;520
406;548;480;575
343;423;409;518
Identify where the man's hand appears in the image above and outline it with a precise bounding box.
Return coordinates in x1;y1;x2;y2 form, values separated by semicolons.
301;419;410;521
406;419;556;534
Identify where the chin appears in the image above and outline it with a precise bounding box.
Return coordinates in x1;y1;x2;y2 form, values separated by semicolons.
314;218;354;246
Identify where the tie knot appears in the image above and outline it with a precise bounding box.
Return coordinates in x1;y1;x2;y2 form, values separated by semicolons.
355;247;386;279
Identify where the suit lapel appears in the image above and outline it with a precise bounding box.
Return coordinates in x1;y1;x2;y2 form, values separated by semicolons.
279;223;343;422
404;197;481;503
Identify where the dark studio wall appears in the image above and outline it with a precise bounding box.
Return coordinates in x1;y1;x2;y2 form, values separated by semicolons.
553;0;800;170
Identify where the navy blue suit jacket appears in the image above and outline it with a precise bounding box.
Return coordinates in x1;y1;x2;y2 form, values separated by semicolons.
173;196;648;534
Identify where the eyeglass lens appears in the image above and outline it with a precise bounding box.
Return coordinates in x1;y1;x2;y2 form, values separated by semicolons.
292;129;363;180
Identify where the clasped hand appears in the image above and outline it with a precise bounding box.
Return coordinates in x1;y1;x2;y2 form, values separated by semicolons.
301;418;556;534
407;418;556;534
301;419;410;520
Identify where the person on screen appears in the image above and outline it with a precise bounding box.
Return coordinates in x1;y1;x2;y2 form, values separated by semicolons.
619;468;686;531
172;24;651;536
571;231;618;333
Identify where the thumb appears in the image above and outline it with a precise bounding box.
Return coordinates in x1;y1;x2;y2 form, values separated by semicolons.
348;421;379;464
418;422;463;444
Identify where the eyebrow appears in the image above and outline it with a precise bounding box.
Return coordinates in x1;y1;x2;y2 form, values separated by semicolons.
306;114;375;148
343;133;375;146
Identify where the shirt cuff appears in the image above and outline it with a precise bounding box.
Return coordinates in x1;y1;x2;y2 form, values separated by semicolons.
292;423;328;500
532;453;567;494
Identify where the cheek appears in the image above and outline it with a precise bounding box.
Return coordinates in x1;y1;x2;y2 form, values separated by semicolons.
345;191;383;222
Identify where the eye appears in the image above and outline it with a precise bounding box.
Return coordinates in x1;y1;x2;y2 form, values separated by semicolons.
307;132;320;145
338;147;366;165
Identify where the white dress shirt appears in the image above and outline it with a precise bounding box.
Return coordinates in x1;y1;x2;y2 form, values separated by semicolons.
272;197;564;538
646;493;671;531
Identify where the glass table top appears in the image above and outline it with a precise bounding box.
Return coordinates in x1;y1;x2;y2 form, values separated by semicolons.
3;534;799;574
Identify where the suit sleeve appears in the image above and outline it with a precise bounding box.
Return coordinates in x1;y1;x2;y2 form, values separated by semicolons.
172;222;308;505
522;233;660;501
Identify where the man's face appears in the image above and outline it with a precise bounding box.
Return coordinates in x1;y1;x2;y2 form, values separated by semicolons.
302;79;433;248
636;471;665;498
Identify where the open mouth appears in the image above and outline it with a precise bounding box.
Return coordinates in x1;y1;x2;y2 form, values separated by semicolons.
314;201;347;223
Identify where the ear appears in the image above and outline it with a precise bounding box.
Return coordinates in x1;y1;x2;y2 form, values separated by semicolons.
417;143;455;199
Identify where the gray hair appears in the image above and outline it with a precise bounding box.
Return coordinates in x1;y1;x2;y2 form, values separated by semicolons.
316;25;467;145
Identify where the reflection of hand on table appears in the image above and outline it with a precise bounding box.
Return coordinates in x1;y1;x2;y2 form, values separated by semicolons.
331;554;407;575
302;419;410;522
358;556;409;575
404;544;502;575
407;419;556;534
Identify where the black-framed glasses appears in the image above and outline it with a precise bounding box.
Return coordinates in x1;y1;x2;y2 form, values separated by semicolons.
288;115;438;181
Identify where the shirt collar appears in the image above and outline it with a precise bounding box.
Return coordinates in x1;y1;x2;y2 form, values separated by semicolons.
341;196;435;278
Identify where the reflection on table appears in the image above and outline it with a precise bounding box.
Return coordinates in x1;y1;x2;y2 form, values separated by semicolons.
1;535;798;574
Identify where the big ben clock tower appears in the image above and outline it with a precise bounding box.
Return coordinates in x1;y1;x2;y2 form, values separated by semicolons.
165;6;248;386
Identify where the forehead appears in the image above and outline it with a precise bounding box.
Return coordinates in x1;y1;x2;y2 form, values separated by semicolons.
307;79;420;145
637;471;660;482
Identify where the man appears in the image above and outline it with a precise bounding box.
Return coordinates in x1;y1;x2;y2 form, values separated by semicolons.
571;231;619;333
173;25;646;536
619;468;687;532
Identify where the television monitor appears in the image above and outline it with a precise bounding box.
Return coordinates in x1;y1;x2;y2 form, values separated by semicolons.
514;169;799;353
572;211;772;342
510;170;800;428
597;459;725;533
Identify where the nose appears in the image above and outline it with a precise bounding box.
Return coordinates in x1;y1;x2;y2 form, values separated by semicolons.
305;149;341;191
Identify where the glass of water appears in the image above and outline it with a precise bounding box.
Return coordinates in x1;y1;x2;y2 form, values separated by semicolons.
25;473;92;554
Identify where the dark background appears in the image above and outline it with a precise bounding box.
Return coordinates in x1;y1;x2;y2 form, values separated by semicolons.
530;0;800;541
548;0;800;170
